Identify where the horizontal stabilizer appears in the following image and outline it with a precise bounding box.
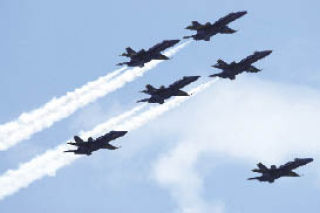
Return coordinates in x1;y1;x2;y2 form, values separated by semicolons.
137;98;150;103
64;150;76;153
247;177;259;181
116;62;128;66
67;142;80;146
208;73;220;78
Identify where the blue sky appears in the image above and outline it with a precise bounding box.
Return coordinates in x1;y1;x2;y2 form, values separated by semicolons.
1;0;320;212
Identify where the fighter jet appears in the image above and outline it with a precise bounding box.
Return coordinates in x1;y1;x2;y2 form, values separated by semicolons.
117;39;180;67
209;50;272;80
64;131;128;155
183;11;247;41
137;76;200;104
248;158;313;183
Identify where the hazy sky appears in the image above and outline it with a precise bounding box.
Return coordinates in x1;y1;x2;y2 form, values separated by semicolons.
1;0;320;212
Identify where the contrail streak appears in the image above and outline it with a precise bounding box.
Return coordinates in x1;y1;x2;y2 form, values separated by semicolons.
0;104;147;200
0;41;190;151
0;78;216;201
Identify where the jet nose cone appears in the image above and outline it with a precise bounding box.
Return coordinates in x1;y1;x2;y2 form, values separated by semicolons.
304;158;314;163
295;157;314;164
261;50;273;56
191;76;201;80
188;75;201;79
183;76;201;82
118;131;128;136
237;11;248;16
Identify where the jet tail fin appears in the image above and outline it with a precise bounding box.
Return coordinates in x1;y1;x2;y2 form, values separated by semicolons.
126;47;136;55
146;84;155;90
191;21;202;28
185;21;202;30
140;84;156;93
74;136;84;143
212;59;229;69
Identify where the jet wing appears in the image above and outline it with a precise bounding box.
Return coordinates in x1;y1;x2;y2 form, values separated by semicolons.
103;143;119;150
168;76;200;90
214;11;247;27
147;40;180;54
284;171;300;177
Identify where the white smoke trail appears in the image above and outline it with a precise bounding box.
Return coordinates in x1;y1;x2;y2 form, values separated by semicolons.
0;78;215;201
0;41;190;151
0;104;147;200
0;68;124;150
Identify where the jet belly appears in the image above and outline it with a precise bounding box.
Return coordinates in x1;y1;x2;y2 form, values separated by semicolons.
155;89;186;100
149;95;165;104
